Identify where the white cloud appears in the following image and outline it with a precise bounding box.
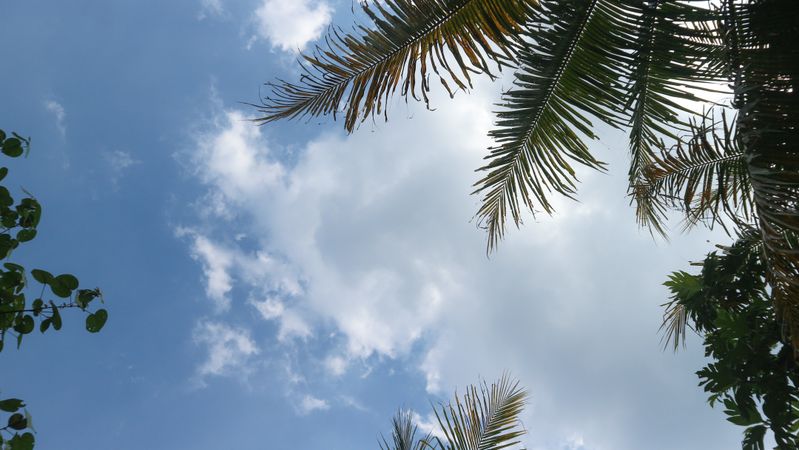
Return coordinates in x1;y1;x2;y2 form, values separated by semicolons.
298;394;329;415
251;297;312;342
183;79;741;449
411;411;445;440
45;100;66;137
179;228;302;313
183;232;235;311
193;321;259;381
105;150;140;185
323;355;347;377
198;0;224;19
254;0;332;52
192;110;284;201
251;297;284;320
106;150;138;172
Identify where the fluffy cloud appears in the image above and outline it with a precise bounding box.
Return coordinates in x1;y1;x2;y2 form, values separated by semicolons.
250;297;312;341
182;232;235;311
193;321;259;381
254;0;332;52
182;80;740;448
298;394;330;415
178;227;301;312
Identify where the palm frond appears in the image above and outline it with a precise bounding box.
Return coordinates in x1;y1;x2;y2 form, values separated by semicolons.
429;374;526;450
255;0;537;132
660;289;690;352
381;410;429;450
473;0;645;251
723;0;799;349
626;0;724;209
633;109;753;235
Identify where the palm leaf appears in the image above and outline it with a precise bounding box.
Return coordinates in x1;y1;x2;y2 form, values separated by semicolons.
381;410;430;450
660;275;692;352
473;0;646;251
633;108;753;236
255;0;537;132
723;0;799;349
626;0;724;213
428;374;526;450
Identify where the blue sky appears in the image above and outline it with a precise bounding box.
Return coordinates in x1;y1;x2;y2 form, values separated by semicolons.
1;1;746;449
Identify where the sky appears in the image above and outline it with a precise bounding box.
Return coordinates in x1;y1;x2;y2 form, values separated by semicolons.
0;1;747;449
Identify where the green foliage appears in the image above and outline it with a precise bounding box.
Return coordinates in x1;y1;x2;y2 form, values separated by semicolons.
380;375;527;450
0;129;107;449
663;235;799;448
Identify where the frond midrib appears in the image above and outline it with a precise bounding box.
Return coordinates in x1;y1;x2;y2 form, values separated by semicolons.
648;151;745;184
487;0;601;190
474;393;520;450
277;0;500;116
628;0;661;177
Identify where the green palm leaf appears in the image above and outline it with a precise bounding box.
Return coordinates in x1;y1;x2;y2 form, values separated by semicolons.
474;0;644;251
255;0;537;132
381;410;430;450
428;374;526;450
633;109;753;236
625;0;723;194
660;271;695;352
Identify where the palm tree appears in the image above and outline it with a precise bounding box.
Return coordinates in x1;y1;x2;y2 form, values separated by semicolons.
256;0;798;346
379;375;527;450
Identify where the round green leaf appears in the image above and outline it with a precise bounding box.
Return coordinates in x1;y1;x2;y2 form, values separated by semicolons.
7;413;26;430
86;309;108;333
2;138;23;157
13;315;34;334
8;432;34;450
54;274;79;290
0;399;23;413
0;130;6;141
0;167;7;182
49;281;70;298
30;269;52;284
15;229;36;242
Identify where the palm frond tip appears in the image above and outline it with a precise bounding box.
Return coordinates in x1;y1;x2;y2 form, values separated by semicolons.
430;375;527;450
474;0;653;251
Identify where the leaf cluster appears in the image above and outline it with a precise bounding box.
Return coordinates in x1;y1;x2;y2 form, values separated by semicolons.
0;399;33;450
0;129;108;450
662;235;799;448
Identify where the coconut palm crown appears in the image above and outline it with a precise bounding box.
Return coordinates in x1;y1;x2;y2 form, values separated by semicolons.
256;0;799;347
